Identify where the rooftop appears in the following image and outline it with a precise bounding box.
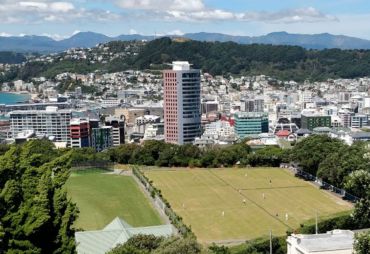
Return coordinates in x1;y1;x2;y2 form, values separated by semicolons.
172;61;191;71
287;230;354;252
75;217;174;254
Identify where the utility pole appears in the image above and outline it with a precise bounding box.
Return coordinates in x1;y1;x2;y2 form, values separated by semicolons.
315;211;318;235
270;230;272;254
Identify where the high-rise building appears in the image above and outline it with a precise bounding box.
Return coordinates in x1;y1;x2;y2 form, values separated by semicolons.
163;61;201;144
234;112;269;138
105;116;125;146
70;118;90;148
9;106;71;142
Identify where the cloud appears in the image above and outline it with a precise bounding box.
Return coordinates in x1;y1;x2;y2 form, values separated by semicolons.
115;0;205;11
160;7;338;23
0;0;338;27
0;32;12;37
0;1;122;24
113;1;337;24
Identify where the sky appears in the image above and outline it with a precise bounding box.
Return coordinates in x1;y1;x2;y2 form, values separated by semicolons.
1;0;370;40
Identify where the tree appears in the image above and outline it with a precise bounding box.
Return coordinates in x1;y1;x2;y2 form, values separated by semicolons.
317;143;369;187
153;236;201;254
344;170;370;199
108;235;201;254
354;232;370;254
291;135;345;175
246;146;284;167
0;140;78;253
109;234;164;254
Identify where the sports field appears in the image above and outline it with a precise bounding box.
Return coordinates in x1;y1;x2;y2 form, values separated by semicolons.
65;169;163;230
145;168;352;243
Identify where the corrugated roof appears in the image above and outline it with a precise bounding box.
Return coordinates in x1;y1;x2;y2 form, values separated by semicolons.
75;217;174;254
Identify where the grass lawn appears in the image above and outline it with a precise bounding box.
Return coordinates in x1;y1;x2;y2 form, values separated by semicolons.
145;167;352;243
65;169;163;230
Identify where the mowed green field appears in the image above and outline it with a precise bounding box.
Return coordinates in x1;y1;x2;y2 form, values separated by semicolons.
145;168;352;243
65;169;163;230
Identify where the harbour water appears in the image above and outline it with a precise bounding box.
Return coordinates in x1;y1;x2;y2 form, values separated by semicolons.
0;92;30;105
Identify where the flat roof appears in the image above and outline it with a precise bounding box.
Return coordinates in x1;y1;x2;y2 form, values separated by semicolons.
290;230;354;252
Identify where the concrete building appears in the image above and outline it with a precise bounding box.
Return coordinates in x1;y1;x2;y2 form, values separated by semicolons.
351;114;368;129
105;116;125;147
242;98;264;112
9;106;71;143
70;118;90;148
100;98;121;108
287;230;354;254
163;61;201;144
338;110;353;128
202;100;219;114
234;112;269;138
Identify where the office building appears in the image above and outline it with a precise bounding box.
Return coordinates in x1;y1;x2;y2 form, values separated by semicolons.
105;116;125;146
91;126;113;152
301;113;331;131
70;118;90;148
351;114;368;129
9;106;71;143
234;112;269;138
163;61;201;144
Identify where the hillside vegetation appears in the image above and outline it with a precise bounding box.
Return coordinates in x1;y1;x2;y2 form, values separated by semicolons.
5;38;370;82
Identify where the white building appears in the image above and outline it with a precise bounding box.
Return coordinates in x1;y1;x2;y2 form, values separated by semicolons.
9;106;71;143
194;120;236;146
287;230;354;254
100;98;121;108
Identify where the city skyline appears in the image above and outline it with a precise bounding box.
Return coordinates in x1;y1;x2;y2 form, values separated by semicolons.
1;0;370;40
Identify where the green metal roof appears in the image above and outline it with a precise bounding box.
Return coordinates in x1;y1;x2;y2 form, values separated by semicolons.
75;217;174;254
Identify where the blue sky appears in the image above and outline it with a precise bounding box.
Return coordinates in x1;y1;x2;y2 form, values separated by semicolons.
1;0;370;39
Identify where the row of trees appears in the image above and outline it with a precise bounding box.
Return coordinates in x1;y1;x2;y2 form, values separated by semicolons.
107;141;287;168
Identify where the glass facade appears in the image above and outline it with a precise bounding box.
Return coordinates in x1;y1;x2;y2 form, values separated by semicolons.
234;112;269;138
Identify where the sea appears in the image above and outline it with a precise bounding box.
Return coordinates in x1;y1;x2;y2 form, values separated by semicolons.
0;92;30;105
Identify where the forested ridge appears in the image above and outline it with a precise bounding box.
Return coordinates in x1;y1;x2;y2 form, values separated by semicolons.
5;38;370;82
133;38;370;81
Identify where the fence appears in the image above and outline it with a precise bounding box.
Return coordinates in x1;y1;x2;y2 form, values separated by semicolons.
71;161;115;171
280;163;360;203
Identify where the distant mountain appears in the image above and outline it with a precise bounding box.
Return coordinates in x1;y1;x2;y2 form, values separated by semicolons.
59;32;111;49
183;32;370;50
1;31;370;53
